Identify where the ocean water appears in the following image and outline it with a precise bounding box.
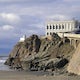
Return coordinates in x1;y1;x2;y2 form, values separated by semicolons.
0;56;12;71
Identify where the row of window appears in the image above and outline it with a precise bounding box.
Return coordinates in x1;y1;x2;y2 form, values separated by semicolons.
47;25;64;30
47;32;54;35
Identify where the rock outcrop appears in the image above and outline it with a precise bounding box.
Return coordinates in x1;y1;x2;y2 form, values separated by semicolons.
5;34;74;73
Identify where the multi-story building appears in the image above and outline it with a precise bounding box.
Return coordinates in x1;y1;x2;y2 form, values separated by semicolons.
45;20;80;37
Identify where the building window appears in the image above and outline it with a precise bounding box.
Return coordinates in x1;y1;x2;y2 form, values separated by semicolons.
56;25;58;29
75;23;78;28
75;25;77;28
47;25;48;29
50;25;52;29
59;25;61;29
50;32;52;35
62;25;64;29
79;23;80;29
53;25;55;29
75;21;78;28
47;32;49;35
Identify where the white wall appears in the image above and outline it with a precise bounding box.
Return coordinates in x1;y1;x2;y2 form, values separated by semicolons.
46;20;80;36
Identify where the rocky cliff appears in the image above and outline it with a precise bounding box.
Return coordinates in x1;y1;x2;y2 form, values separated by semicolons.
67;43;80;75
5;33;74;74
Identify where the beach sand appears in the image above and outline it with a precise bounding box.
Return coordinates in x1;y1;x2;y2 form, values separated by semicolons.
0;70;80;80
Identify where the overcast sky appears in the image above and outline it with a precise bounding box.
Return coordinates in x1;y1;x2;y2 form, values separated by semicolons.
0;0;80;55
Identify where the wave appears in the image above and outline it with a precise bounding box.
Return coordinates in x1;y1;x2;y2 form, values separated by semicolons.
0;60;6;63
0;56;13;71
0;57;8;63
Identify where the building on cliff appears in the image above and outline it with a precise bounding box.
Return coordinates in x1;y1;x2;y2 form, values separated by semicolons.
45;20;80;37
19;35;26;42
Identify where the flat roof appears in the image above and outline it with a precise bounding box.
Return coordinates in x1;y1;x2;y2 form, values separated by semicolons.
47;20;78;24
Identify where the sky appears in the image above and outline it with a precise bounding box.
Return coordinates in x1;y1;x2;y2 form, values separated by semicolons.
0;0;80;56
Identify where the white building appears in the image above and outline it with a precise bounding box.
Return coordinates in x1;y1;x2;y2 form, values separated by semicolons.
45;20;80;36
19;35;26;42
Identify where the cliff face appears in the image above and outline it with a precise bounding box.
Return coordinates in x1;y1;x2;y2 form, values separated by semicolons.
5;34;74;72
67;43;80;75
